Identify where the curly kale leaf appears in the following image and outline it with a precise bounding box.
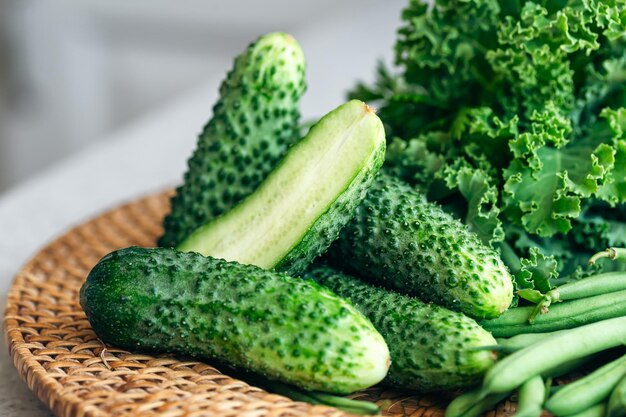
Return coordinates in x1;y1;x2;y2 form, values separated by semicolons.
351;0;626;282
384;136;447;191
439;162;504;246
596;108;626;204
502;106;615;236
517;247;559;293
395;0;501;108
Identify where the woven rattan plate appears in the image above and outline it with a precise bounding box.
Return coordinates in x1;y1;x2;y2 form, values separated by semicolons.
4;191;517;417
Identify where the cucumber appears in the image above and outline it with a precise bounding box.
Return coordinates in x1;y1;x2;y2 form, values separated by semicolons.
177;100;386;275
159;32;306;248
304;266;497;391
79;247;390;394
328;172;513;319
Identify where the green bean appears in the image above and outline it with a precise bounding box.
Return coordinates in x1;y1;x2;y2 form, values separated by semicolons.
238;375;380;415
517;272;626;324
445;386;510;417
542;353;605;379
486;331;568;353
557;272;626;300
565;403;607;417
608;374;626;417
518;271;626;322
512;376;545;417
482;317;626;394
519;271;626;307
447;357;592;417
446;388;484;417
458;393;510;417
545;353;626;416
480;290;626;337
588;248;626;265
447;356;595;417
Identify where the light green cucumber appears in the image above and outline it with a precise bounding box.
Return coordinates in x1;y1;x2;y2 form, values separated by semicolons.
328;172;513;319
159;32;306;248
177;100;386;275
80;247;390;394
305;265;497;391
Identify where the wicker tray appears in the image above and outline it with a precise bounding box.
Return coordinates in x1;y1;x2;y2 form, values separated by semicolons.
4;191;517;417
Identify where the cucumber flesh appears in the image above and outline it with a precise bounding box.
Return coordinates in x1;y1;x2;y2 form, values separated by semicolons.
80;247;391;394
177;100;386;275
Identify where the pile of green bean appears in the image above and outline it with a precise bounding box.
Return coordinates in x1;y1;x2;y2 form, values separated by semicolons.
448;249;626;417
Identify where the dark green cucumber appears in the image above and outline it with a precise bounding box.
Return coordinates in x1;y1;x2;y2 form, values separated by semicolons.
177;100;386;276
305;266;497;392
159;32;306;248
80;247;390;394
328;172;513;319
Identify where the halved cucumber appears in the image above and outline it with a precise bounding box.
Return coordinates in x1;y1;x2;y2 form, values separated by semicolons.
177;99;386;275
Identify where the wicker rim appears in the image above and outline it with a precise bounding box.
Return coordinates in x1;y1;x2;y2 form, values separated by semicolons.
3;191;514;417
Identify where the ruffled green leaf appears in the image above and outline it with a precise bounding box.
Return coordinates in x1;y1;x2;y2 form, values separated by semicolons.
456;107;519;168
440;162;504;245
591;108;626;204
350;0;626;281
517;247;559;293
503;138;615;237
395;0;501;106
384;136;447;191
572;213;626;250
503;103;617;237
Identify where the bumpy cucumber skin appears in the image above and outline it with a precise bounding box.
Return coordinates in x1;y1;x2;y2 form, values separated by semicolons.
328;172;513;319
159;32;306;248
305;266;497;392
80;247;390;394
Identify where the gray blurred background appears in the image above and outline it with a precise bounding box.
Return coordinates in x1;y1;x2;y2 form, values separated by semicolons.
0;0;405;194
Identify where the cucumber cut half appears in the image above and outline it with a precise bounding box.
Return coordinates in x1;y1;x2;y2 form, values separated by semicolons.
177;99;386;275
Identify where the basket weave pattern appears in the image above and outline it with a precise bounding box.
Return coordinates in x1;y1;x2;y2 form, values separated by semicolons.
4;192;516;417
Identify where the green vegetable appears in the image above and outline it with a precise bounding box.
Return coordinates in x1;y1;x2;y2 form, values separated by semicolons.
551;271;626;299
589;247;626;265
518;271;626;323
483;331;568;353
350;0;626;288
481;289;626;337
446;354;599;417
539;354;608;381
328;172;513;319
249;378;379;415
177;100;385;276
305;265;497;391
512;376;545;417
445;386;510;417
79;247;390;394
545;353;626;416
445;388;484;417
566;403;607;417
608;374;626;417
481;317;626;395
159;32;306;248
